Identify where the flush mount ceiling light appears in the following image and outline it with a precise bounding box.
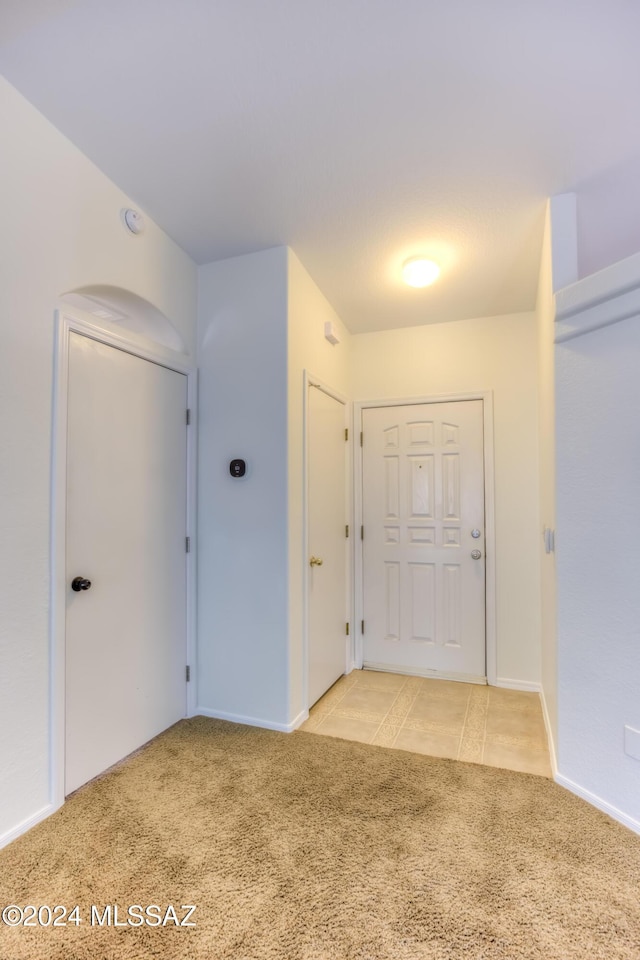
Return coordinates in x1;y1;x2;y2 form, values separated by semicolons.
402;257;440;288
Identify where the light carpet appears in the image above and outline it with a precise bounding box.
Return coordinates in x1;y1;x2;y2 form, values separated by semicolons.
1;716;639;959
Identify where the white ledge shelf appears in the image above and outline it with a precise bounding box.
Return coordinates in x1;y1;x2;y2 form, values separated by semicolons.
555;250;640;343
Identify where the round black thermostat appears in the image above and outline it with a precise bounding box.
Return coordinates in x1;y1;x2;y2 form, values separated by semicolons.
230;459;246;478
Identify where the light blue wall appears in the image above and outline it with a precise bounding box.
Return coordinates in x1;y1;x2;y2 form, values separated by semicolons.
197;247;290;727
556;316;640;826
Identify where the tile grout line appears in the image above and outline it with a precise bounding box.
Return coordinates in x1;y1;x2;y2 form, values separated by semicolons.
370;715;390;743
396;678;428;742
456;692;473;760
478;699;487;763
371;675;411;745
459;690;488;763
475;689;488;763
371;675;412;744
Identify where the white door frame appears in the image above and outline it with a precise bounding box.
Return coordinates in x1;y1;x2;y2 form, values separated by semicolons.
303;371;353;711
354;392;497;685
50;309;198;811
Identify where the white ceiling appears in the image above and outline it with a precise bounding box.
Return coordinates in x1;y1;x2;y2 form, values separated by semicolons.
2;0;639;333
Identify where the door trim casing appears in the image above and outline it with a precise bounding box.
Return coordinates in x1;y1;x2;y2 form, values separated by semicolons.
302;371;353;712
50;309;198;812
353;392;496;685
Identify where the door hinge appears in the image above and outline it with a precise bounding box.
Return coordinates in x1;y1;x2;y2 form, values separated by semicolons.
361;525;364;540
360;431;363;447
346;622;350;636
345;427;349;441
186;409;191;425
345;524;349;538
361;620;365;634
186;536;191;553
186;665;191;682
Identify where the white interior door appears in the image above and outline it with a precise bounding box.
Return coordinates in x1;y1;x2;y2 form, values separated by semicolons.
362;400;485;680
65;332;188;794
307;383;348;706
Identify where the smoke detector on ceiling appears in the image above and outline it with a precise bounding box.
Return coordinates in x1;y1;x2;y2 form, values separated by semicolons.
122;208;145;235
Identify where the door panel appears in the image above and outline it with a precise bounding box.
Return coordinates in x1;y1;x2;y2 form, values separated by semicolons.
362;400;485;680
307;385;347;706
65;333;187;793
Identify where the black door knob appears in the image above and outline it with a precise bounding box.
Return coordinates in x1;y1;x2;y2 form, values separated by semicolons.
71;577;92;592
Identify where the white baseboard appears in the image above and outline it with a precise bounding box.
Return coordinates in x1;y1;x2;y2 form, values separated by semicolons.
290;709;309;730
0;802;58;850
195;706;307;733
495;677;541;692
539;687;558;777
555;774;640;836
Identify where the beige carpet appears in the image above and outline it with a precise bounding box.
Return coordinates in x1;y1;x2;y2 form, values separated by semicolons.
1;717;639;960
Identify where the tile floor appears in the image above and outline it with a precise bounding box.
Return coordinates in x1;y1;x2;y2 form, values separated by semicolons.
299;669;551;777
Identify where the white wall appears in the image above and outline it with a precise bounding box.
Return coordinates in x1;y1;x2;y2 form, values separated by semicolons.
576;157;640;280
287;250;352;720
197;248;291;728
197;247;352;729
556;315;640;826
0;78;197;845
351;312;541;687
536;204;558;760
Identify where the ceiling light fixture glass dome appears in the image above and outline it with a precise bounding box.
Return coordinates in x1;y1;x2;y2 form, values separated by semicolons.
402;257;440;287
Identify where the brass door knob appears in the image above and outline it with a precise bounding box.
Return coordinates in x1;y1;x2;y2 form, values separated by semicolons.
309;556;324;567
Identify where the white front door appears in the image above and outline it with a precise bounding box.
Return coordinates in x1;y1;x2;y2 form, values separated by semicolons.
307;383;348;706
362;400;485;680
65;332;188;794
